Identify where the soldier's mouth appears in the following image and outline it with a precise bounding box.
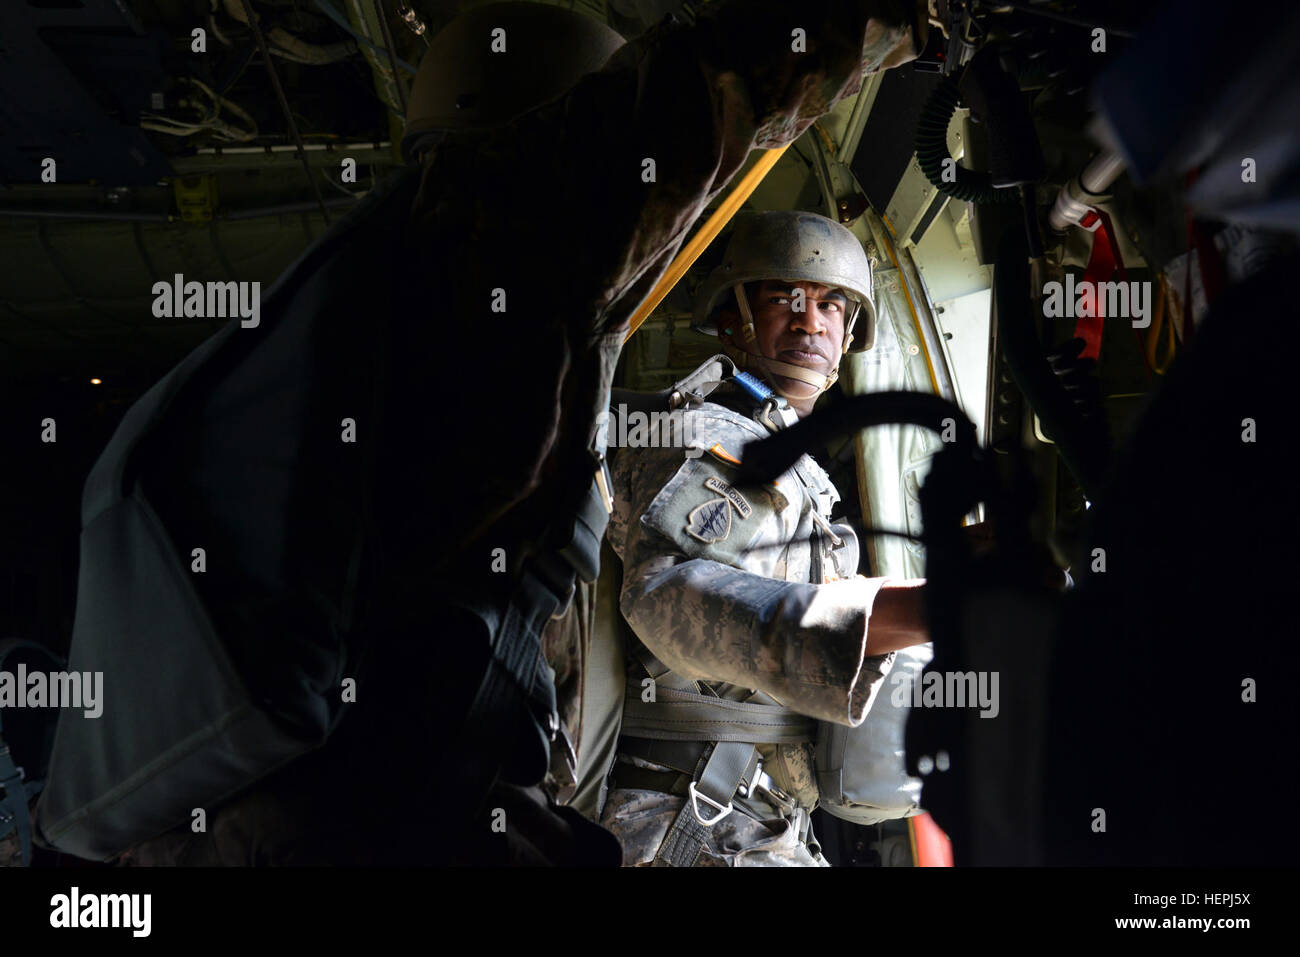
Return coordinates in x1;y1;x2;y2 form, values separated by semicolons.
778;349;827;366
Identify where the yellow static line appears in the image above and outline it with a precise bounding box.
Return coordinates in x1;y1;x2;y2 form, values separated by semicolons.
625;144;791;341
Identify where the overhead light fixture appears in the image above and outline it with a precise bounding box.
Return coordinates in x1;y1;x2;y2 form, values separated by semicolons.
89;378;102;385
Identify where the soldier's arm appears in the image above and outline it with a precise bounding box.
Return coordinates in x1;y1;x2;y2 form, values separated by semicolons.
864;579;929;656
610;443;920;727
620;548;896;727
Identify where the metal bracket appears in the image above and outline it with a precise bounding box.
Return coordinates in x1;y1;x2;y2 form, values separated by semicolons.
756;397;798;434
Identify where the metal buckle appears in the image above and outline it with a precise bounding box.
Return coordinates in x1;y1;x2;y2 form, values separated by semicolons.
593;455;614;515
687;781;733;827
754;773;797;814
806;496;844;549
756;396;798;434
735;766;800;821
764;781;795;808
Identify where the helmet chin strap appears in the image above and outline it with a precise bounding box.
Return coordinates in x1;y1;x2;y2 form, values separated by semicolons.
723;284;859;402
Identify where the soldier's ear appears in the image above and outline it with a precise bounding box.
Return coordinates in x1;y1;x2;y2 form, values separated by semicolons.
714;304;739;342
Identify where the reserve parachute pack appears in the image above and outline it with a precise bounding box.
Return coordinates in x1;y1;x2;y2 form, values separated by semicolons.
575;356;927;827
814;642;931;825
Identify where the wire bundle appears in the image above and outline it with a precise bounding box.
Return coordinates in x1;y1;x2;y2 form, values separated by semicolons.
140;77;259;142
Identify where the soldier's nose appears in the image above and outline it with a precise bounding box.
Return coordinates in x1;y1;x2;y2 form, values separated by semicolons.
792;310;826;334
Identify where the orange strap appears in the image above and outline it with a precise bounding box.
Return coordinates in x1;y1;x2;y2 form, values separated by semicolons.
909;811;954;866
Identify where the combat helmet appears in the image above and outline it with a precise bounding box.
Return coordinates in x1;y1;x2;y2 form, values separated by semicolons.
693;210;877;399
402;2;626;159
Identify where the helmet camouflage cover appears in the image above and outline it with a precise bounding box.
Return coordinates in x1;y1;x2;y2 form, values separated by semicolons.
693;209;877;353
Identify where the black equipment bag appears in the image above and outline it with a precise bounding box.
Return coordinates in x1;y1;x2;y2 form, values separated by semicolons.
35;168;420;861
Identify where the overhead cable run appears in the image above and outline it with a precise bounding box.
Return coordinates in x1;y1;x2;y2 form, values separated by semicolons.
236;0;332;224
371;0;410;119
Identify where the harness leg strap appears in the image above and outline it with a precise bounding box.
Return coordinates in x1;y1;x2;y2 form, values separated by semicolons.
651;741;759;866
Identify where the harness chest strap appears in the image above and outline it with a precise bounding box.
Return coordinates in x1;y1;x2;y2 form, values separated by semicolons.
624;643;815;742
621;685;817;743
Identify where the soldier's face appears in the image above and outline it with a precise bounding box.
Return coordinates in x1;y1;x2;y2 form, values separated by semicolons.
736;279;847;403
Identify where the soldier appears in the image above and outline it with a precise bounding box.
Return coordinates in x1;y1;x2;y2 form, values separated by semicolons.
598;210;934;866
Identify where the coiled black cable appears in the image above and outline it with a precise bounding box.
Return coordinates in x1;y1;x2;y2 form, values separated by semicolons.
916;73;1020;205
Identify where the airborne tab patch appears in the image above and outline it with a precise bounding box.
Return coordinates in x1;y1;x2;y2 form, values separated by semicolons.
704;476;752;519
685;498;732;544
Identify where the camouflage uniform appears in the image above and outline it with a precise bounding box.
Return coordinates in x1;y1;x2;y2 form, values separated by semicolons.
599;380;896;865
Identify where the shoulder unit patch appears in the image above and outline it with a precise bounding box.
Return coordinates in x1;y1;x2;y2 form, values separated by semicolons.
685;497;732;544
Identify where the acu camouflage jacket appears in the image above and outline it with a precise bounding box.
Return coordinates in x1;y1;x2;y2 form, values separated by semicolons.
606;384;897;808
